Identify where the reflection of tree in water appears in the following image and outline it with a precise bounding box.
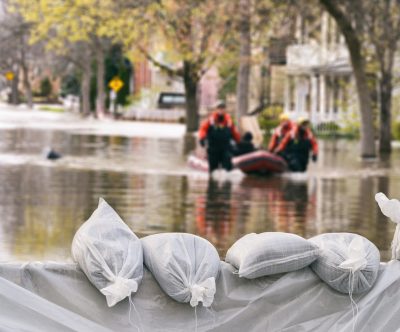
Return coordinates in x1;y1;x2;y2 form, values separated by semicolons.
260;177;314;236
7;166;95;260
194;176;316;257
195;179;236;257
281;181;310;235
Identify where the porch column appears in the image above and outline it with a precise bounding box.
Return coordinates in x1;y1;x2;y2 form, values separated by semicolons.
310;75;318;124
319;74;326;121
284;75;290;113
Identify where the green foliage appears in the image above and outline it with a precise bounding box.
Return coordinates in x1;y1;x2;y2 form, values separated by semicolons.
218;68;237;100
105;45;132;107
60;74;80;97
314;121;342;138
257;104;283;135
392;122;400;141
40;77;52;97
38;105;64;113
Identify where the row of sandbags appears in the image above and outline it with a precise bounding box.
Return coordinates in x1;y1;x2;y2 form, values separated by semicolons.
71;194;395;309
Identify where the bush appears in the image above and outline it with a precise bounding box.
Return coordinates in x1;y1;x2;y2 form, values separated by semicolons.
40;77;52;97
258;105;284;135
315;121;340;132
60;74;80;98
314;121;341;138
392;121;400;141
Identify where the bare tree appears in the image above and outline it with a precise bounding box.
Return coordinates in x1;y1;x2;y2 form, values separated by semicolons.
131;0;235;132
362;0;400;153
0;5;39;108
54;42;94;115
236;0;252;126
320;0;400;156
319;0;376;158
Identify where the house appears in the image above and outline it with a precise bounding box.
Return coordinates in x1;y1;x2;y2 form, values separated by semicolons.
284;12;357;125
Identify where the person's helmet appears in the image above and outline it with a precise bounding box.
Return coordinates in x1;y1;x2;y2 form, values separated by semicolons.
297;116;310;125
213;100;226;110
279;113;290;122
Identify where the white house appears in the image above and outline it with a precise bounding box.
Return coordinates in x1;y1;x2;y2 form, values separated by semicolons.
284;13;358;125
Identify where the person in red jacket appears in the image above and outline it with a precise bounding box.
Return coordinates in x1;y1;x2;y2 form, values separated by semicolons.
268;113;294;152
198;102;241;173
275;117;318;172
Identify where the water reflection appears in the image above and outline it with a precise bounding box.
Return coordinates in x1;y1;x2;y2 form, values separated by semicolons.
0;126;396;262
195;179;237;257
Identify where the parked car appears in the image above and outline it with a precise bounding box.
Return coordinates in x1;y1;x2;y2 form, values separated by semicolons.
157;92;186;109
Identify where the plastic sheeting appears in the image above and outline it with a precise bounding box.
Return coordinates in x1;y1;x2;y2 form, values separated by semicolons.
1;260;400;331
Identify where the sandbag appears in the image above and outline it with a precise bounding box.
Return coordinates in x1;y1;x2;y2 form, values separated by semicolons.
309;233;380;294
141;233;220;307
375;192;400;259
71;198;143;307
225;232;320;278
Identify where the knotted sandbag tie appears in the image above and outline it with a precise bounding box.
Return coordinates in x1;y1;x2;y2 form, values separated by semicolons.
189;277;216;307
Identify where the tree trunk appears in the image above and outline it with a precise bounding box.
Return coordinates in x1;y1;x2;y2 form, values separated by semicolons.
183;61;199;132
10;64;19;105
81;59;92;116
351;52;376;157
320;0;376;158
95;47;106;118
21;63;33;109
379;71;392;153
236;0;251;128
20;44;33;109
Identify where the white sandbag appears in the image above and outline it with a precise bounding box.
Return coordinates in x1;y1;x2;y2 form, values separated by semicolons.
71;198;143;307
141;233;220;307
375;192;400;259
225;232;320;278
309;233;380;294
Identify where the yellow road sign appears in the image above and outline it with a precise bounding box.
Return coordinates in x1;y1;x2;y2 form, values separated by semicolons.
5;71;14;81
108;77;124;92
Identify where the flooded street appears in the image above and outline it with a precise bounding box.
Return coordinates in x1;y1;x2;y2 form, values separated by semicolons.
0;107;398;262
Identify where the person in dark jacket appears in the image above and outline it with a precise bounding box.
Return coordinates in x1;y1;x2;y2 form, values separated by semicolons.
275;117;318;172
234;131;256;156
198;102;241;173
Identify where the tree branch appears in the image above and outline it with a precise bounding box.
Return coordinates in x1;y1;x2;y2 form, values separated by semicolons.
137;44;183;77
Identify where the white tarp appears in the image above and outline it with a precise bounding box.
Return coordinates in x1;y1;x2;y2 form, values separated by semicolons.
1;260;400;331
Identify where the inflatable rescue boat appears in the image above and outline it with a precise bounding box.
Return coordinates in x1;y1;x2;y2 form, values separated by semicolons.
188;150;287;174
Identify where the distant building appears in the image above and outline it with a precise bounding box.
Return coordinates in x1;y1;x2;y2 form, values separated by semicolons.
284;12;356;125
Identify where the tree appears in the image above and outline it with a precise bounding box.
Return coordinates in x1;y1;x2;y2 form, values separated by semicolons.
362;1;400;153
320;0;400;156
123;0;235;132
232;0;297;121
53;42;93;115
0;1;42;108
319;0;376;158
236;0;252;125
14;0;120;117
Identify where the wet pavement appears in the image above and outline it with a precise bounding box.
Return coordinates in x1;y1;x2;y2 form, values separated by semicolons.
0;106;398;261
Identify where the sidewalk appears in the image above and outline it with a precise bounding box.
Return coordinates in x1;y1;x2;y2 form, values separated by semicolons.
0;103;186;139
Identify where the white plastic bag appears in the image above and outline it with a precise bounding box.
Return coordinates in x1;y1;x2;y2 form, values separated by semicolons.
72;198;143;307
375;192;400;259
141;233;220;307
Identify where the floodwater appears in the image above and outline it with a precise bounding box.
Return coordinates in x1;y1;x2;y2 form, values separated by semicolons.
0;110;398;262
